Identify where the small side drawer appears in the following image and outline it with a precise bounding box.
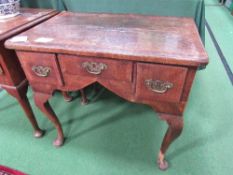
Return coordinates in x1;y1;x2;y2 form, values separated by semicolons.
136;63;188;102
17;52;61;85
58;54;133;82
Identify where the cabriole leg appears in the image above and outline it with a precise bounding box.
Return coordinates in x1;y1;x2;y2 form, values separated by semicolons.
3;84;44;138
34;92;64;147
157;113;183;170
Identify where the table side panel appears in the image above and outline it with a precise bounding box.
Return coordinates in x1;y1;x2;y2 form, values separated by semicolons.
0;44;25;86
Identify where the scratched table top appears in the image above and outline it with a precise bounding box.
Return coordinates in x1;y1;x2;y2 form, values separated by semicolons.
0;8;58;41
5;11;208;67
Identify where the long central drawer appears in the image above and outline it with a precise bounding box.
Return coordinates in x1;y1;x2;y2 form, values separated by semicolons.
58;54;133;83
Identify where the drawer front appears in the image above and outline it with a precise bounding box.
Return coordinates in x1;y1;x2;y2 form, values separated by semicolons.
58;54;133;82
17;52;61;86
136;63;188;102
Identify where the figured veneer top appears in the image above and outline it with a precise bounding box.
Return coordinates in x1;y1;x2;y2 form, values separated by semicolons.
5;11;208;67
0;8;58;41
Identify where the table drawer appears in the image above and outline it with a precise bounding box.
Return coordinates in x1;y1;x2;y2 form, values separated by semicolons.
136;63;188;102
59;55;133;82
17;52;60;85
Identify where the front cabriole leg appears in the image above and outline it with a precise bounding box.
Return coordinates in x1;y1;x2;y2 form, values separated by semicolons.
157;113;183;170
34;91;64;147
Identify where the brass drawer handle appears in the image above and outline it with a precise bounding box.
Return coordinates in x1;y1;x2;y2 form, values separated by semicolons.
82;62;107;75
145;79;173;94
32;65;51;77
0;65;3;75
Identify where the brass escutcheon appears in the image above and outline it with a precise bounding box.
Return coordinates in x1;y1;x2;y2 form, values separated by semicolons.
32;65;51;77
82;62;107;75
145;79;173;94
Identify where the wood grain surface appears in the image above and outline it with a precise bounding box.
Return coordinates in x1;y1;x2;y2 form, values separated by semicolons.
5;12;208;67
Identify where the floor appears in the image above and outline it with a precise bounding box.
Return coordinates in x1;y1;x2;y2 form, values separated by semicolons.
0;1;233;175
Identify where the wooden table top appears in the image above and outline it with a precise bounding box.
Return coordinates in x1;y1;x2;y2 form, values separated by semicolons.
5;12;208;67
0;8;58;41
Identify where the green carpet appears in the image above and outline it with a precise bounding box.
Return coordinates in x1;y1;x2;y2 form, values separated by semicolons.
1;3;233;175
206;3;233;70
205;0;220;5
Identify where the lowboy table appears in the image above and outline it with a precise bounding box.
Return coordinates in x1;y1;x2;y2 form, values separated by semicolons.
0;8;58;137
5;12;209;170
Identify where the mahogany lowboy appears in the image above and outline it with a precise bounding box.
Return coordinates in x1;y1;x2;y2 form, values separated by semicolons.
0;8;59;137
5;12;209;170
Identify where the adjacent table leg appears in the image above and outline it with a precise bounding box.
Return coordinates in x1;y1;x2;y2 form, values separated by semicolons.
157;113;183;170
34;91;64;147
2;81;44;138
